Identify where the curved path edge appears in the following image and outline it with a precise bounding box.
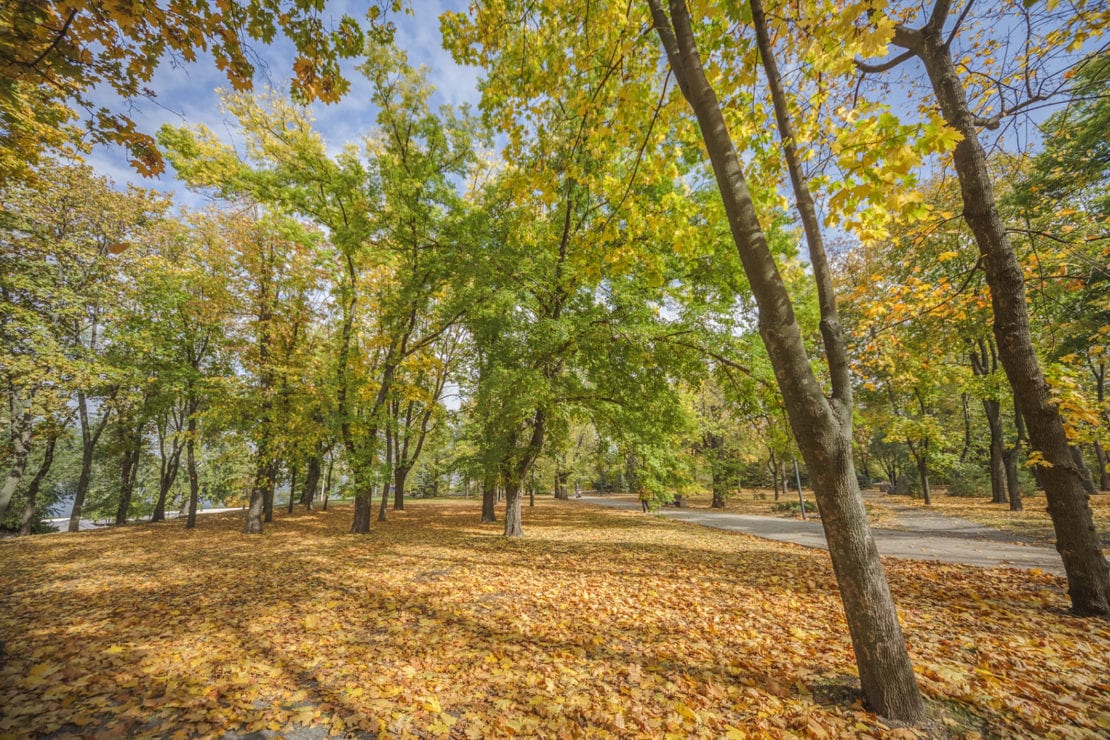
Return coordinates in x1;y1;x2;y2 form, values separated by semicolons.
573;495;1065;576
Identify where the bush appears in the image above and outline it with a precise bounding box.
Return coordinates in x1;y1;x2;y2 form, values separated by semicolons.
772;499;815;515
946;463;990;497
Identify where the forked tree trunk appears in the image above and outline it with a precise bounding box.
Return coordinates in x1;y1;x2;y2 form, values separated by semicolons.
651;0;925;720
21;436;57;536
894;17;1110;615
70;391;112;532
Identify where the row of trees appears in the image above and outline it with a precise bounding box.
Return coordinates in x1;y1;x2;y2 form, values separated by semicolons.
2;0;1107;726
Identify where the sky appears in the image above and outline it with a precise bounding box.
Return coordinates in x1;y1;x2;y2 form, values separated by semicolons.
87;1;481;204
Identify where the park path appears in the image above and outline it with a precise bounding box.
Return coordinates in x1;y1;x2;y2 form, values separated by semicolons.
574;494;1064;575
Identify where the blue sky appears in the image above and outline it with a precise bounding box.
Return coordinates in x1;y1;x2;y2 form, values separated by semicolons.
88;2;481;203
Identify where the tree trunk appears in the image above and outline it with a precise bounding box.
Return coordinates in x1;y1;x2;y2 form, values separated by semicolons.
481;471;497;523
503;478;524;538
288;464;297;514
1007;395;1027;512
554;468;570;500
70;391;112;533
378;426;393;522
1094;440;1109;494
115;424;142;525
983;399;1007;504
904;23;1110;615
651;0;925;720
916;452;931;506
322;454;334;512
393;465;409;510
708;432;728;508
351;489;372;533
185;416;200;529
0;391;33;522
301;451;322;510
20;435;57;535
263;468;275;523
245;457;275;534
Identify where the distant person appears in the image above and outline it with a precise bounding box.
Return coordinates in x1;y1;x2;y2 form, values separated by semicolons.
575;483;582;498
639;487;650;513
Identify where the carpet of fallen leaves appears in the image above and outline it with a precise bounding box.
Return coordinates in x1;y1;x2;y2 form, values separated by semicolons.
2;499;1108;739
867;490;1110;547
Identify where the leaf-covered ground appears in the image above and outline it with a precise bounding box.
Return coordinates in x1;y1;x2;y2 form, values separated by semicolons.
2;500;1108;738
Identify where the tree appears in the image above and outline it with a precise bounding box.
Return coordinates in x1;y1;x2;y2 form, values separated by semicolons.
0;0;399;177
858;0;1110;616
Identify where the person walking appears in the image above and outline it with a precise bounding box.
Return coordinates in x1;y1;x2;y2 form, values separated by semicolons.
639;487;651;513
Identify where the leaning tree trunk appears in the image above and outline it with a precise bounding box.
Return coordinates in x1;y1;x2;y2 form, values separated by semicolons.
905;24;1110;615
20;436;57;536
650;0;926;720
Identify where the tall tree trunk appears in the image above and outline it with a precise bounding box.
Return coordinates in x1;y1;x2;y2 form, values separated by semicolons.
286;465;296;514
481;470;497;523
185;415;200;529
983;399;1007;504
20;435;57;535
69;391;112;532
503;478;524;538
351;486;372;533
554;467;569;500
914;447;931;506
1094;440;1109;494
1007;395;1026;512
245;457;275;534
115;423;142;525
393;464;409;510
378;425;393;522
1094;362;1108;491
322;454;334;512
301;450;322;510
652;0;925;720
263;467;275;523
959;393;972;463
0;389;33;522
893;18;1110;615
152;419;183;523
501;410;546;538
708;432;727;508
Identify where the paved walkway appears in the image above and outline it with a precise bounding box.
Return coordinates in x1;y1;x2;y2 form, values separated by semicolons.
575;495;1065;575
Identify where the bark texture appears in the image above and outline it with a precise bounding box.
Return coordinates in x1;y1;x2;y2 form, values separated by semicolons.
648;0;926;721
890;13;1110;615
